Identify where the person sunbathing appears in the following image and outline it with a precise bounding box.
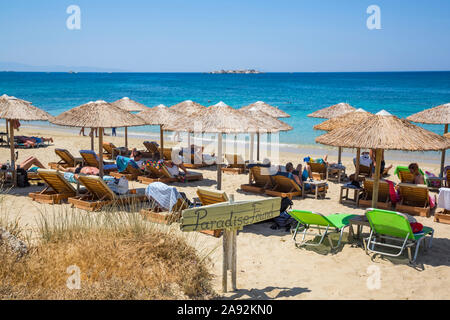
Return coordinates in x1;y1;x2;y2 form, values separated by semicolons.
284;162;304;186
1;156;45;171
408;163;425;184
57;164;100;176
164;160;188;177
16;136;53;147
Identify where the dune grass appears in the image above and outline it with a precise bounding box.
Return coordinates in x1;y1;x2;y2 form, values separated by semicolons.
0;193;215;300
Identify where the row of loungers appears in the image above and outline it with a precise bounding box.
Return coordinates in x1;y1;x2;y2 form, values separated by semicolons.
358;178;432;217
240;166;327;200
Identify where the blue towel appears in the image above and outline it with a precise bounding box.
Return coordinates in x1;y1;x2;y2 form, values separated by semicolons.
63;172;115;184
145;182;181;211
116;156;139;173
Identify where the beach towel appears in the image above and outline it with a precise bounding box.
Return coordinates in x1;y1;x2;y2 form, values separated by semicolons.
437;188;450;210
63;172;115;184
115;156;139;173
145;182;181;211
425;170;441;188
385;179;398;204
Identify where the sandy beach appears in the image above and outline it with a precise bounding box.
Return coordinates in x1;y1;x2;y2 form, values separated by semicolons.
1;126;450;300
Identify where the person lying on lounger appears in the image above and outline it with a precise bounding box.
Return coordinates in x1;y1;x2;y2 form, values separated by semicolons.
1;156;45;171
57;164;100;176
15;136;53;147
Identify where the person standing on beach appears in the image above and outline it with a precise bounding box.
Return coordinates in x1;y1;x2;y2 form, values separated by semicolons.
79;127;86;136
112;127;117;136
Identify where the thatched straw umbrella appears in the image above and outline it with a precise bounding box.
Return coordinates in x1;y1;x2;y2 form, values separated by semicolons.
111;97;149;148
316;111;449;208
169;100;207;148
407;103;450;177
308;102;356;119
51;100;146;177
165;101;265;190
314;109;372;169
137;104;184;159
240;101;291;161
0;94;52;186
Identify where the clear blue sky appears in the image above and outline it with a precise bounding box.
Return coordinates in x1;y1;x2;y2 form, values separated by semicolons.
0;0;449;72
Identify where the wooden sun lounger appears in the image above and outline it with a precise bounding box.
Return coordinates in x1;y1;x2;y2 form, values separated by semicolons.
309;162;327;180
398;170;415;184
221;154;247;174
142;141;160;159
48;149;83;169
68;175;147;212
195;187;229;237
265;175;302;200
140;198;188;225
28;169;77;204
103;142;131;160
109;163;144;181
395;183;431;217
358;178;392;209
138;164;203;184
79;150;117;173
240;166;273;194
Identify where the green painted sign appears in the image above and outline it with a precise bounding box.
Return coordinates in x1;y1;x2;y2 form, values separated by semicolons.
180;197;281;232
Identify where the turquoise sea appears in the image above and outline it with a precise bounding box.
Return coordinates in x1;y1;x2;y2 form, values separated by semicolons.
1;71;450;148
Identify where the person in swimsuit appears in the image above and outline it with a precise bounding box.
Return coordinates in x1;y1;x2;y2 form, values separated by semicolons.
2;156;45;170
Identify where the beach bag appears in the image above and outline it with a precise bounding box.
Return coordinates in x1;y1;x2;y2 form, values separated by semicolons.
410;222;423;233
16;168;30;188
107;177;129;195
271;197;295;230
425;171;441;188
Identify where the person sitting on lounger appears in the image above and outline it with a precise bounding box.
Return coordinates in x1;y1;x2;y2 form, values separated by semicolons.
408;163;425;185
370;149;393;176
131;150;145;169
164;160;188;177
284;162;304;186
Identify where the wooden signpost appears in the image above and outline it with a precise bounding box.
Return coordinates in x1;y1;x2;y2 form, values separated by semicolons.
181;195;281;293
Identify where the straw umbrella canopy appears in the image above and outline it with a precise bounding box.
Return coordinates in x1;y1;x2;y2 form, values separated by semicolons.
407;103;450;177
240;101;290;118
308;102;356;119
316;111;449;208
111;97;150;148
165;101;265;189
0;94;52;186
314;109;372;167
169;100;207;148
51;100;146;177
137;104;184;159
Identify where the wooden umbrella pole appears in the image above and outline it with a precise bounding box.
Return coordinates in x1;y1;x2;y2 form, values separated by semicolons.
9;120;16;187
250;133;254;163
355;148;361;179
338;146;342;164
90;128;94;151
5;120;8;135
98;127;104;177
440;124;448;178
160;125;164;160
371;149;382;208
257;132;260;161
217;133;223;190
125;127;128;149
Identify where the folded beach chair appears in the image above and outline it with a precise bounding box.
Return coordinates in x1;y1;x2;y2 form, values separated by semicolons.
221;154;247;174
28;169;77;204
195;187;229;237
240;165;273;194
103;142;131;160
138;162;203;184
309;162;327;180
364;208;434;263
265;174;303;199
140;182;189;225
359;178;392;210
79;150;117;173
395;183;431;217
68;175;147;211
288;210;357;251
109;156;144;181
48;148;83;169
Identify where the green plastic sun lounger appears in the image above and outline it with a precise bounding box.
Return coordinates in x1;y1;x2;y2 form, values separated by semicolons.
288;210;357;251
364;208;434;264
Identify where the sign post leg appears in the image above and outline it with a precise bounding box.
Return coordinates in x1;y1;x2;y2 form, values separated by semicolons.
222;230;229;293
231;229;237;291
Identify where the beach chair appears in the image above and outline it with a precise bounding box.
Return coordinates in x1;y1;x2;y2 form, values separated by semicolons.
143;141;160;158
48;148;83;169
240;166;273;194
364;208;434;263
265;174;302;199
221;154;247;174
359;178;392;210
103;142;131;160
79;150;117;173
138;163;203;184
109;160;144;181
309;162;327;180
288;210;357;251
28;169;77;204
359;164;372;177
395;183;431;217
195;187;229;237
68;175;147;211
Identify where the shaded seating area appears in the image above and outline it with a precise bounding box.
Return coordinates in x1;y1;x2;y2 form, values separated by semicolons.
137;161;203;184
79;150;117;173
221;154;248;174
359;178;392;210
28;169;77;204
68;175;147;211
109;156;144;181
102;142;131;160
48;148;83;169
364;208;434;264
